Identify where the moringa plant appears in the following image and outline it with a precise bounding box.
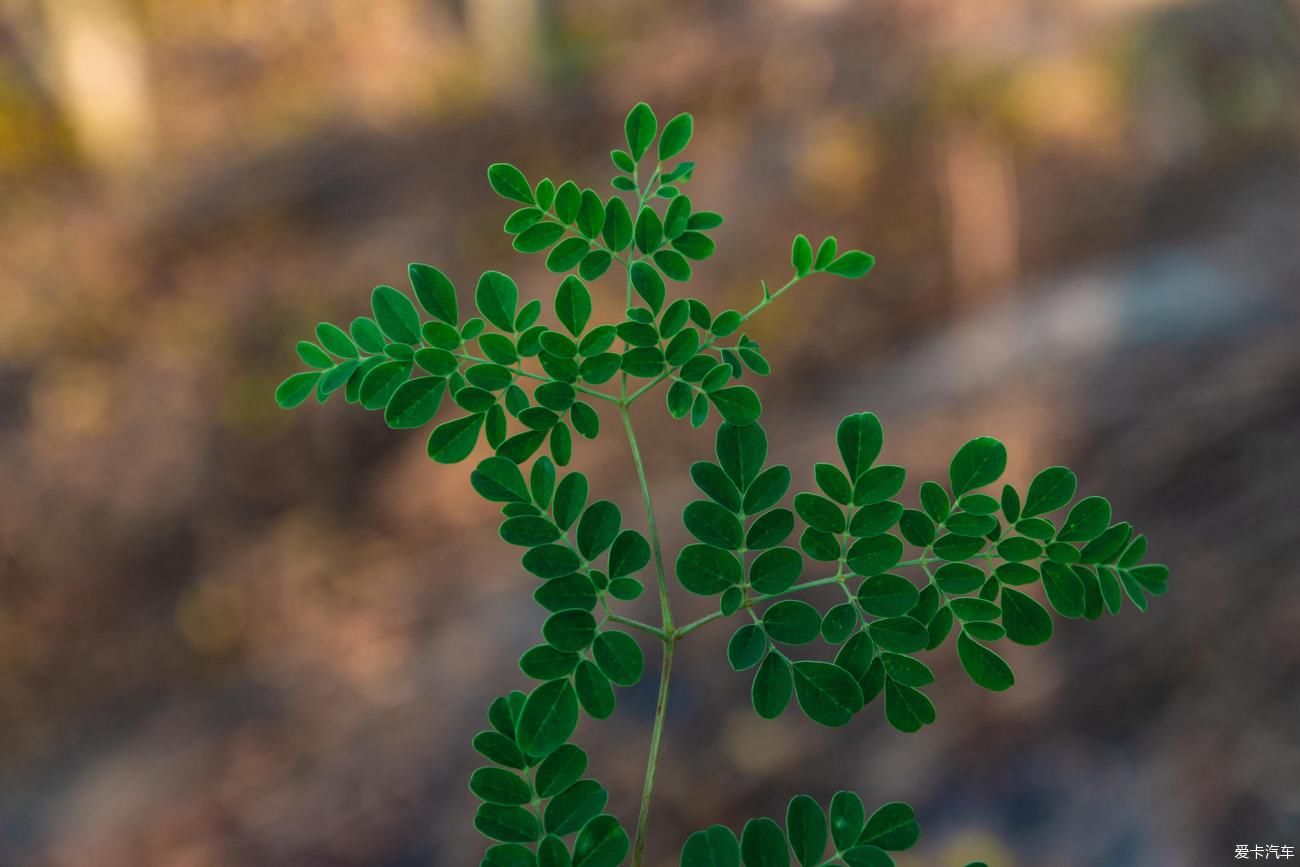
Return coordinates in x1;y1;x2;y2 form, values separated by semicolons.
276;104;1169;867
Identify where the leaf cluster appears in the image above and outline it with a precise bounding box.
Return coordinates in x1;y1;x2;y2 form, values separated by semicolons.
275;102;1166;867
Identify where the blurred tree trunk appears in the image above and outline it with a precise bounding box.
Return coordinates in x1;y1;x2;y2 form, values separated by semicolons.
40;0;156;176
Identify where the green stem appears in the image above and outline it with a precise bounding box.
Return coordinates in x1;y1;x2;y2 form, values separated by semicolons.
607;612;667;640
451;351;621;404
619;400;675;867
631;637;674;867
620;405;673;631
624;273;805;405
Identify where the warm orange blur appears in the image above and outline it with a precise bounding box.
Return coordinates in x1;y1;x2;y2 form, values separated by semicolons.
1;2;1298;866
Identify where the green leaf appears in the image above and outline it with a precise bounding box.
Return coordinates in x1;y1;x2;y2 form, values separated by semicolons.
476;804;541;843
553;276;592;337
630;261;666;312
573;815;629;867
608;530;650;578
384;376;445;429
470;767;531;805
933;562;984;594
860;801;919;851
484;843;538;867
664;196;692;239
786;795;827;867
624;102;658;161
552;472;588;531
821;603;857;644
680;825;741;867
547;238;590;273
999;587;1053;645
502;515;561;547
857;574;919;617
520;645;581;679
743;465;790;514
488;162;534;204
473;730;526;769
579;251;612;280
535;744;587;798
957;632;1015;691
747;509;794;550
837;413;883;479
824;251;875;278
1022;466;1077;517
611;149;635;173
853;465;905;506
840;845;892;867
537;838;569;867
570;401;599;439
573;659;615;719
576;500;621;559
691;462;743;511
717;422;767;491
752;652;793;719
740;818;790;867
351;316;387;353
533;575;596;614
275;371;321;408
1040;561;1086;618
791;234;813;278
1057;495;1112;543
517;679;580;759
683;500;744;549
515;222;565;253
728;624;769;671
592;630;644;686
792;661;863;727
996;536;1042;562
543;610;596;652
813;237;837;270
476;271;520;333
814;463;852;504
427;414;484;463
576;189;605;239
634;207;664;255
848;502;903;537
602;197;633;251
898;510;935;547
949;436;1007;497
763;600;822;645
749;547;802;595
315;322;357;358
868;616;928;653
846;534;904;576
794;492;844;533
883;679;936;733
709;386;762;426
408;263;458;324
659;112;693;160
371;284;421;344
673;232;715;260
830;792;865;851
670;543;743;597
545;779;608;836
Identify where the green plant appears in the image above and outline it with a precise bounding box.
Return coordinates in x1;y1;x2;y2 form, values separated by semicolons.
276;103;1169;867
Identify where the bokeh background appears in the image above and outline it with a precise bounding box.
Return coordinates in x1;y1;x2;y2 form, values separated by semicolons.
2;1;1299;865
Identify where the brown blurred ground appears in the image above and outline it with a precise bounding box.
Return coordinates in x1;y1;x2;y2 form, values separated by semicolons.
1;1;1298;866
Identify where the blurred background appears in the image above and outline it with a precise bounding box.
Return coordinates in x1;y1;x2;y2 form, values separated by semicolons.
2;1;1299;865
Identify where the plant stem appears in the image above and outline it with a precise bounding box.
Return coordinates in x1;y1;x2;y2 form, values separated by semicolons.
618;401;675;866
623;273;805;405
620;405;673;632
607;612;667;640
631;637;674;867
451;352;621;404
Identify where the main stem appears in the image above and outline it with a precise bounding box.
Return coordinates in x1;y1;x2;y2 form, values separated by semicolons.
619;402;675;867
